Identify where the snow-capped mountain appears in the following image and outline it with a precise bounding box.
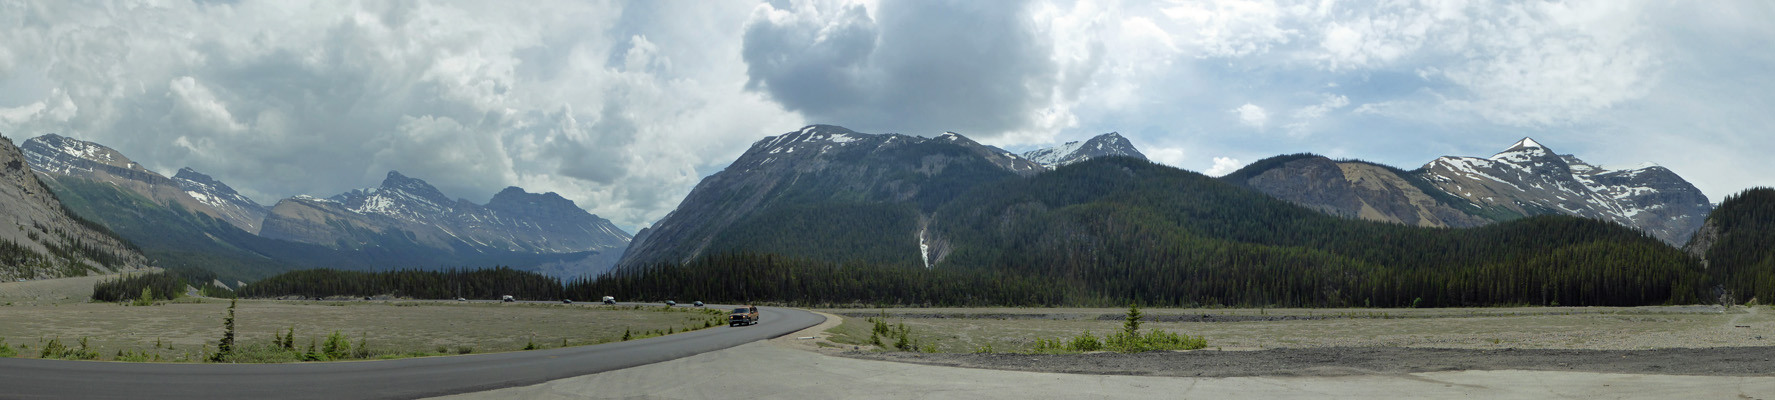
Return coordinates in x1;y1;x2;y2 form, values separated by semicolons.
1224;137;1711;245
617;125;1045;271
263;171;630;256
1020;132;1147;169
0;133;146;280
20;134;259;233
173;168;269;234
1420;137;1711;245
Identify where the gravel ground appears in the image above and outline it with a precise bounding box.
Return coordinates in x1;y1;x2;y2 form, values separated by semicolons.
844;346;1775;377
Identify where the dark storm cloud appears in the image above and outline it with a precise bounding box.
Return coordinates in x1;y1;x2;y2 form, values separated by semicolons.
742;0;1064;137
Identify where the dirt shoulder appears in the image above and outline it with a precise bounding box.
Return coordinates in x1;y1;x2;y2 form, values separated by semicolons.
841;346;1775;377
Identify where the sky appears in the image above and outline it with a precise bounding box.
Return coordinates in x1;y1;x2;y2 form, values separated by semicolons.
1;0;1771;234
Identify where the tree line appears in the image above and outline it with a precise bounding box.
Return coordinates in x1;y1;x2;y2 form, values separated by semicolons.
236;267;563;300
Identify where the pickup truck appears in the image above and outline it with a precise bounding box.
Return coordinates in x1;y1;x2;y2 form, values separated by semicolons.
729;306;759;327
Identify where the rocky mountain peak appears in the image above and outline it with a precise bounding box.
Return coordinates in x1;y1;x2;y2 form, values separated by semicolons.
377;170;452;206
487;186;578;211
173;167;224;187
21;133;149;175
171;167;268;233
1021;132;1148;169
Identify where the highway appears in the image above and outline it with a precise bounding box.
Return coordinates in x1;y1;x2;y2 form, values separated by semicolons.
0;305;823;400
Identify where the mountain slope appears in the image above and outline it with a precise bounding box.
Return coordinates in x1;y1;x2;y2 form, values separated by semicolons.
1684;188;1775;302
173;168;269;234
1222;154;1494;228
1020;132;1146;169
1420;138;1710;244
926;157;1706;306
21;134;256;234
0;133;146;280
615;125;1040;271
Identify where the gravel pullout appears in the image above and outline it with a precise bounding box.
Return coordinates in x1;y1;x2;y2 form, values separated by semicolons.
844;346;1775;377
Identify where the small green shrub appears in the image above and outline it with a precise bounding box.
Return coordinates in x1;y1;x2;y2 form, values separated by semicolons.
1066;331;1103;352
0;338;16;358
321;331;351;360
39;337;99;360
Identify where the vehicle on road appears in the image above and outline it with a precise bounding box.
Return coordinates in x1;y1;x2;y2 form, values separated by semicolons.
562;299;573;304
666;300;676;306
730;306;759;327
693;301;704;307
602;296;616;305
501;295;515;302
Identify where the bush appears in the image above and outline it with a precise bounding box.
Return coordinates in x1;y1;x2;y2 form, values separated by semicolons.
0;338;15;358
40;337;99;360
322;331;352;360
1066;331;1103;352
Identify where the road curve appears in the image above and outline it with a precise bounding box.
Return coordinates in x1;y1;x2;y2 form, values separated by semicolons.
0;305;823;400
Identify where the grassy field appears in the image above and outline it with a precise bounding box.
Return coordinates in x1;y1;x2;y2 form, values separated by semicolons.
821;306;1775;353
0;299;725;362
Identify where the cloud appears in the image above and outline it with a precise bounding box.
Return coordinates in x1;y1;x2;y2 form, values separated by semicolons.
741;0;1093;141
1284;93;1349;136
0;1;803;231
1205;157;1244;177
1234;103;1268;130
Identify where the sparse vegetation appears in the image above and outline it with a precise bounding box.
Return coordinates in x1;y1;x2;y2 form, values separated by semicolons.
38;337;99;360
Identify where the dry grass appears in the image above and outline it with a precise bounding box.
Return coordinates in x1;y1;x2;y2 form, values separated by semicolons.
0;300;722;362
820;306;1775;353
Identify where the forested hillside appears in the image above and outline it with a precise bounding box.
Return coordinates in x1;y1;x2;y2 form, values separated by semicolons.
591;157;1709;308
1688;188;1775;302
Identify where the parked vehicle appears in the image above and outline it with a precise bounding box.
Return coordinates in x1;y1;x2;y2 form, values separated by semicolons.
601;296;616;305
729;306;759;327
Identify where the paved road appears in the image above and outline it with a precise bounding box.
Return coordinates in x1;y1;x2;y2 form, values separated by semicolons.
441;339;1775;400
0;305;823;400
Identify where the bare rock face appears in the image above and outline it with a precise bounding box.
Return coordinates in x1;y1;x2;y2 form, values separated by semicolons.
1240;156;1488;228
0;133;146;280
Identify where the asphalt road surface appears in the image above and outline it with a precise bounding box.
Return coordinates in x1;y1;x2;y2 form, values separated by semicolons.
0;304;823;400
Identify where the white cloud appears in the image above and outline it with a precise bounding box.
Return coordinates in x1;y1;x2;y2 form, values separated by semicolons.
1234;103;1268;130
1205;156;1244;177
1284;93;1349;136
0;1;804;231
1145;146;1187;169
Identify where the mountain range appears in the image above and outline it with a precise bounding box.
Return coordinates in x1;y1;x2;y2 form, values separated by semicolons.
615;125;1724;281
1222;137;1712;245
16;133;630;280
